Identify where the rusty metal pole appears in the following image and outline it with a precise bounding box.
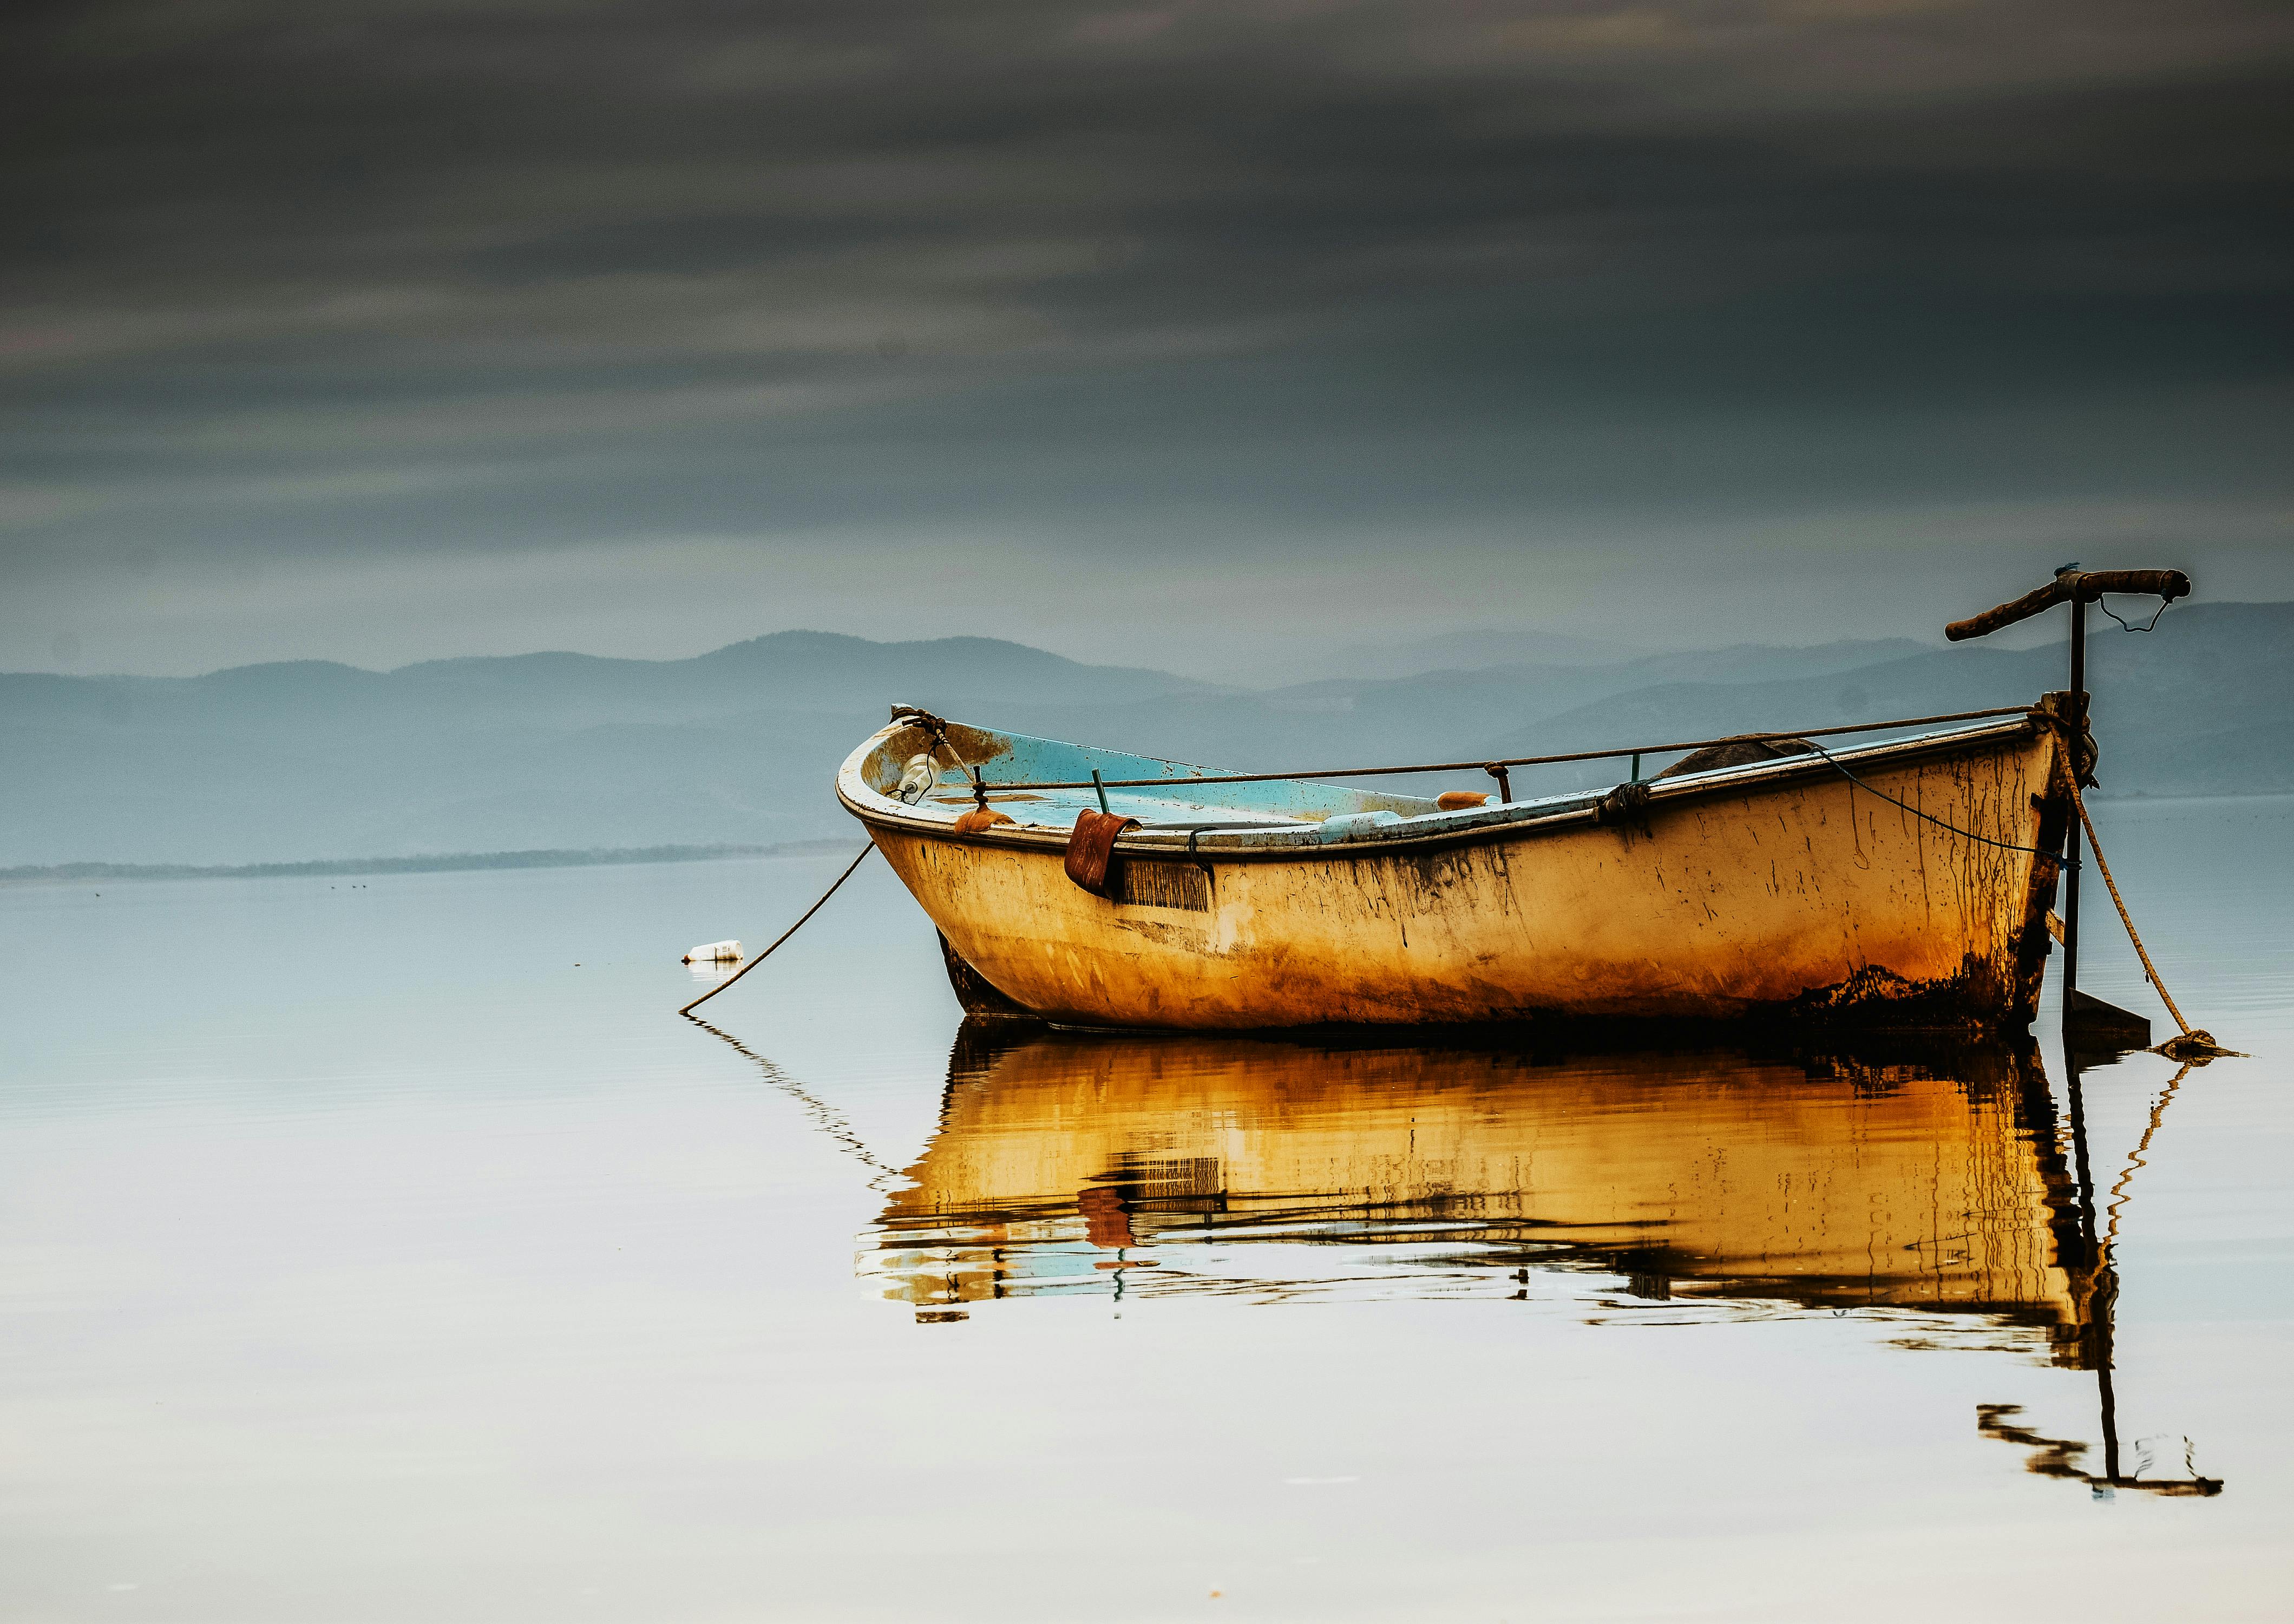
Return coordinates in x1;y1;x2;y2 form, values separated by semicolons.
1943;567;2187;1047
2063;588;2086;1008
2061;1036;2120;1487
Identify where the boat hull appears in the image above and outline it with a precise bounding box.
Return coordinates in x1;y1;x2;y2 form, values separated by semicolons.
847;721;2067;1032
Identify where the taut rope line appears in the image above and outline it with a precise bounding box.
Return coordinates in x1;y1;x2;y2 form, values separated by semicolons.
2064;778;2200;1043
1802;741;2060;860
2021;711;2234;1058
677;844;876;1016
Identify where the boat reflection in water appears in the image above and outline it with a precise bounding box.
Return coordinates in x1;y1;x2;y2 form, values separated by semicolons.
869;1025;2081;1342
857;1020;2219;1496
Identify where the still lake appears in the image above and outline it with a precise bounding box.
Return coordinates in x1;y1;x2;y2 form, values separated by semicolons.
2;797;2289;1621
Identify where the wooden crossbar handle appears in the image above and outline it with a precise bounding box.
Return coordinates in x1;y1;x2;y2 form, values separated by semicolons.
1946;569;2190;642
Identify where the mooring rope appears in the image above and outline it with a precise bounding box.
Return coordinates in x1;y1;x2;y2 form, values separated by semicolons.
677;843;876;1016
2064;778;2192;1039
723;700;2223;1056
1807;722;2222;1053
1801;741;2061;860
2020;713;2235;1057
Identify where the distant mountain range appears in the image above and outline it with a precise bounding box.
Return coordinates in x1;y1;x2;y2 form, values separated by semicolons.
3;606;2285;868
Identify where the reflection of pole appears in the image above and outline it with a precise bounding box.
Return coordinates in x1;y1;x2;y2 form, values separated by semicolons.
2062;1037;2120;1488
2064;594;2086;1007
1984;1043;2218;1495
2065;1039;2096;1237
2098;1335;2121;1487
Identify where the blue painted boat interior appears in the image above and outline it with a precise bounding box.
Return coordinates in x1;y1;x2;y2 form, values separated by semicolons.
865;725;1439;828
857;716;2024;848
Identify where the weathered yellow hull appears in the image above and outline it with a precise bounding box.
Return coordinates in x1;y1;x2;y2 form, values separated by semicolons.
841;715;2067;1031
868;1027;2086;1344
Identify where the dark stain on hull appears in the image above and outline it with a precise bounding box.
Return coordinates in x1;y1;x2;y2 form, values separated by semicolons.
1782;953;2018;1034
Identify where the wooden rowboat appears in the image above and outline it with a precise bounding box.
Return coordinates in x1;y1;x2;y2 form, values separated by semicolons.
836;703;2074;1031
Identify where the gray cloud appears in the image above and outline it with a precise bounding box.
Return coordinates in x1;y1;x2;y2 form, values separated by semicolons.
3;0;2290;673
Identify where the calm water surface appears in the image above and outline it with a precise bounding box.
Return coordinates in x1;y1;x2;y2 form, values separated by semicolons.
2;797;2290;1621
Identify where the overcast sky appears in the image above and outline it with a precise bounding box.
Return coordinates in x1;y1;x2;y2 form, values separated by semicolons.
5;0;2289;679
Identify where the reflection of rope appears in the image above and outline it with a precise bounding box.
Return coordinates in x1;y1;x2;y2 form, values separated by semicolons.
2103;1063;2193;1262
683;1014;904;1191
678;844;876;1015
2066;778;2190;1037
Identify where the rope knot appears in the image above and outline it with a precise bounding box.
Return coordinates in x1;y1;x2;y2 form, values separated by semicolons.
2157;1029;2244;1062
1595;778;1654;831
2031;691;2101;787
889;703;951;732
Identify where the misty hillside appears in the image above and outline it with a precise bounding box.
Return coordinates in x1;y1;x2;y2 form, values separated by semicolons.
2;607;2285;868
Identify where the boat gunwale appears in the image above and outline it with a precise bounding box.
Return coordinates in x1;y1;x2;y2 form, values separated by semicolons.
837;712;2049;865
